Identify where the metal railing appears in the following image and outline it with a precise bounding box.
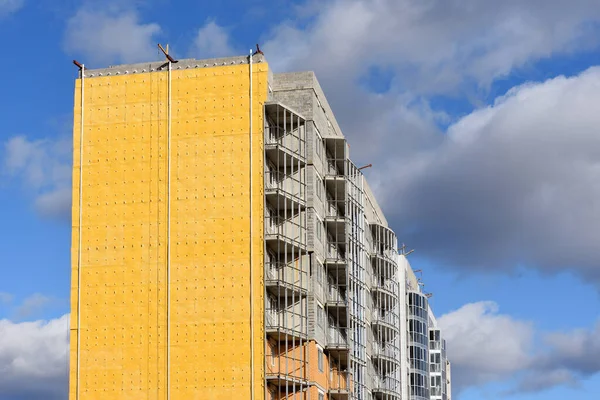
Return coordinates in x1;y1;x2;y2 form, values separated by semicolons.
327;283;347;304
325;160;342;176
265;308;307;333
265;171;305;200
372;374;401;393
327;326;350;347
373;279;399;295
430;363;442;373
430;341;442;350
329;370;352;391
326;199;346;218
372;248;398;262
265;126;306;159
265;216;306;246
372;342;400;360
372;310;399;327
265;262;308;291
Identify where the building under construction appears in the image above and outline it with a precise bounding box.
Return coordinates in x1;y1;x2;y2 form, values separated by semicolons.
69;50;451;400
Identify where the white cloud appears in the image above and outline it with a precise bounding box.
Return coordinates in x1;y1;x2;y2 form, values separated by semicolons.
0;315;69;400
439;301;534;389
512;369;578;393
190;20;237;59
63;6;161;66
385;68;600;284
0;0;24;17
264;0;600;94
3;135;72;220
440;302;600;393
260;1;600;283
541;321;600;375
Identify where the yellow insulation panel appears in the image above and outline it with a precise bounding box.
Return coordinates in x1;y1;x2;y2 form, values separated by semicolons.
69;62;268;400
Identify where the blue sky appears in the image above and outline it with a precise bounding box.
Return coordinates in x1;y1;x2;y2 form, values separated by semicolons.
1;0;600;399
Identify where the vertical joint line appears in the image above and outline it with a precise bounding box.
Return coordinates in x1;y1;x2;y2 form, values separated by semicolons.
166;59;172;400
76;64;85;400
249;50;256;400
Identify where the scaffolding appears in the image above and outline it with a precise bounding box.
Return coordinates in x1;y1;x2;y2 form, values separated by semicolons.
264;103;309;400
369;224;401;400
321;136;369;400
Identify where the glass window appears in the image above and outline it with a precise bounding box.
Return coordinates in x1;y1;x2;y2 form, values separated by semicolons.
316;177;322;199
316;218;322;241
315;132;322;160
318;349;324;372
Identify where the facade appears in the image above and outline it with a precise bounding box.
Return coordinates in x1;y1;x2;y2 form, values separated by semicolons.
69;53;451;400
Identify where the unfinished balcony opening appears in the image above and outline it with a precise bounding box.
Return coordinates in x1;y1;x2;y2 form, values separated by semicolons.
265;102;307;167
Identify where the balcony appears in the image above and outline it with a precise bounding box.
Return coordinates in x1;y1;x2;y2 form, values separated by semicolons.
265;373;307;390
371;310;399;334
372;375;401;399
265;216;307;256
265;171;306;213
430;363;442;373
370;253;398;281
264;102;306;167
264;125;306;170
266;342;308;390
265;309;308;342
325;207;346;240
326;326;350;370
327;326;350;350
265;262;308;298
430;340;442;350
323;136;347;176
371;279;398;306
326;285;348;324
372;342;400;366
329;370;352;400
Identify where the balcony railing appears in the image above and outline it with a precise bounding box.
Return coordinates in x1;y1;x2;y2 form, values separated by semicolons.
329;370;352;391
265;126;305;157
265;216;306;250
265;308;307;335
372;343;400;361
326;200;346;219
327;284;347;304
373;279;398;295
265;171;305;200
372;375;400;393
371;248;398;262
325;160;342;177
266;262;308;292
327;244;346;260
327;326;349;348
372;310;399;328
430;340;441;350
430;363;442;373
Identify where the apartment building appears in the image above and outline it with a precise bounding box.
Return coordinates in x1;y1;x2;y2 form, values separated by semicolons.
69;51;451;400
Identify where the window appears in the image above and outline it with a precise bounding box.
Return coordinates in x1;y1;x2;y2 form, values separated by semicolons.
317;304;325;328
318;348;324;372
316;177;322;200
316;218;322;242
270;342;276;366
315;133;322;160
